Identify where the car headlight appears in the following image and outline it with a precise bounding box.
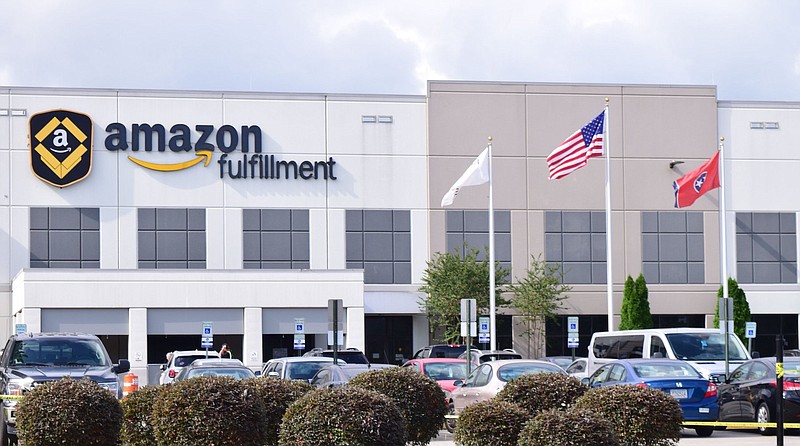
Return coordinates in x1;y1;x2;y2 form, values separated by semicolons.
98;381;118;394
4;378;33;406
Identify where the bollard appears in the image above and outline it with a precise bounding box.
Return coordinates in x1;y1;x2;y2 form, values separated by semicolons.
122;373;139;398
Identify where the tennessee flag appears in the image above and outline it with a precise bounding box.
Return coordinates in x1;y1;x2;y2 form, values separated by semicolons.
673;151;721;208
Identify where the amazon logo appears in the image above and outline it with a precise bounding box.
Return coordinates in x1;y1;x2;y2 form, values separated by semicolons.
105;123;261;173
29;109;93;188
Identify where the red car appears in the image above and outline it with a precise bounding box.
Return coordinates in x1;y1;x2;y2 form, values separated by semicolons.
402;358;471;392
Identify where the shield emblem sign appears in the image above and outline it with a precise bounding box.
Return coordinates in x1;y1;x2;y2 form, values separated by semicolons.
29;109;93;187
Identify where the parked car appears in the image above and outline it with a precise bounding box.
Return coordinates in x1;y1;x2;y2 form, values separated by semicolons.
309;363;396;388
459;349;522;364
448;359;566;415
587;358;718;437
412;344;466;359
565;357;590;379
262;356;343;381
402;358;470;392
0;332;131;445
173;358;256;382
302;347;369;364
717;356;800;435
538;356;577;370
160;350;220;385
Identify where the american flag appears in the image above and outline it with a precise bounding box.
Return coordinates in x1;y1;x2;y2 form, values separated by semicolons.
546;110;605;180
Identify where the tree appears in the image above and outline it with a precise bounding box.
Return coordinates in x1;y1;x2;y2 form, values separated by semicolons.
714;277;751;344
419;245;509;343
618;273;653;330
509;255;570;358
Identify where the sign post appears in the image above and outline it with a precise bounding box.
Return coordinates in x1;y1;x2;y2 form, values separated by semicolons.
745;321;756;355
460;299;477;377
294;318;306;355
567;317;579;361
328;299;344;364
201;321;213;358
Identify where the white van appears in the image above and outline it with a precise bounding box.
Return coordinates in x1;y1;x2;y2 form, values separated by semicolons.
587;328;750;380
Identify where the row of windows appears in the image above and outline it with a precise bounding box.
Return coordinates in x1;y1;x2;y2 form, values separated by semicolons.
28;208;798;285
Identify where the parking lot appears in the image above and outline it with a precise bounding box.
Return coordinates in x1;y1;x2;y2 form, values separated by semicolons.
430;428;800;444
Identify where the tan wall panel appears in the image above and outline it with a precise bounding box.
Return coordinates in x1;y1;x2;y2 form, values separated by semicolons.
621;95;717;159
430;156;527;210
623;159;720;210
428;92;526;157
528;158;624;210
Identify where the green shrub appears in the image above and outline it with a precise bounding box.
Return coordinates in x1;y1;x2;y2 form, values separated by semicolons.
517;408;619;446
278;387;407;446
453;399;529;446
152;376;267;446
120;385;164;446
15;378;122;446
573;385;683;446
349;366;447;445
242;377;314;445
495;372;587;416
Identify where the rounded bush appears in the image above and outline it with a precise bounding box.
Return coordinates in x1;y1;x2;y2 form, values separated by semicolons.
453;399;529;446
495;372;587;416
15;378;122;446
349;366;447;445
120;385;165;446
517;408;619;446
573;385;683;446
152;376;267;446
241;377;314;445
278;387;407;446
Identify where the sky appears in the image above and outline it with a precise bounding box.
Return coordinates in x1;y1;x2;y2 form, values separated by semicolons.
1;1;799;101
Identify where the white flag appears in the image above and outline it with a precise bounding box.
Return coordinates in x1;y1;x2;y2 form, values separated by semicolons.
441;146;490;206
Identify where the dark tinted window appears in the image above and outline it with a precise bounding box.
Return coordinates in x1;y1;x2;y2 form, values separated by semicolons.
430;346;466;359
321;351;369;364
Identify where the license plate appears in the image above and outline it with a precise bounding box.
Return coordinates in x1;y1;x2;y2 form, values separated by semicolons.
670;389;688;399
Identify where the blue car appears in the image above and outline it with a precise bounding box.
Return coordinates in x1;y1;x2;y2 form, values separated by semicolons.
588;358;718;437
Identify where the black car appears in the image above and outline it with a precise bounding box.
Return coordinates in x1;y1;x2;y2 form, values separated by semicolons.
717;356;800;434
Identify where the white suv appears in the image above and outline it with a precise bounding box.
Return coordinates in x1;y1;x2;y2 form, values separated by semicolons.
159;350;220;385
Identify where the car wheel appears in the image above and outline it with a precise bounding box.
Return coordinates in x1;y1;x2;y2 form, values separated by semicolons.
445;402;457;434
756;402;774;435
694;426;714;437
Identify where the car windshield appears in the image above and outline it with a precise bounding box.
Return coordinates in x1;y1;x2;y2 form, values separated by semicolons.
186;367;255;380
286;362;331;380
547;358;574;369
11;339;108;367
497;363;562;382
174;355;209;367
632;363;701;378
783;361;800;377
424;362;467;380
341;367;372;379
665;333;748;361
479;353;521;363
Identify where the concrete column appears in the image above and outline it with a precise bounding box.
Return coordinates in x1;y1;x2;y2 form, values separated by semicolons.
412;314;429;352
243;307;263;370
118;207;138;269
100;207;119;269
310;209;328;269
328;210;346;269
206;208;225;269
128;308;148;384
20;308;41;333
224;208;243;269
346;306;365;351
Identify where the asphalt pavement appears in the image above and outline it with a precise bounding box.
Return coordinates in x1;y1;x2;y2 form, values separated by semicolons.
430;428;800;445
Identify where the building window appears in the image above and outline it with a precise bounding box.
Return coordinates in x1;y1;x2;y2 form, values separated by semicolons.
736;213;796;284
138;208;206;269
30;207;99;268
346;210;410;284
642;211;704;284
545;211;606;284
243;209;309;269
446;210;512;276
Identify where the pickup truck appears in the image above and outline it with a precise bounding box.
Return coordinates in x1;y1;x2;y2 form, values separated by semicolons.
0;332;130;445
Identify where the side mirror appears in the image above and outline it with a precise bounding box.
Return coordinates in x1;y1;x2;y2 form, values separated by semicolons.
709;375;723;384
581;377;590;385
751;351;760;359
160;364;166;371
268;371;279;378
113;359;131;374
254;371;261;377
452;380;464;387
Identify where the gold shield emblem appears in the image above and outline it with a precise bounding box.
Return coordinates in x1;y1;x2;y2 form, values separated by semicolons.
29;109;93;187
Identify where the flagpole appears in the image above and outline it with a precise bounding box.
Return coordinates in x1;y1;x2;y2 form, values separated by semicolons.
604;99;614;331
718;136;730;378
488;137;497;351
